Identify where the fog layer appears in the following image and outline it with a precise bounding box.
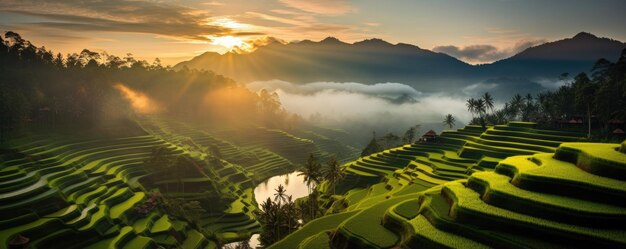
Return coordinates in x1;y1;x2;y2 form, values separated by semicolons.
247;80;474;143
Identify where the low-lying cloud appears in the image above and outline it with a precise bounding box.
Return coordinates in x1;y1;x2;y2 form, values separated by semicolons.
248;80;472;141
248;80;422;100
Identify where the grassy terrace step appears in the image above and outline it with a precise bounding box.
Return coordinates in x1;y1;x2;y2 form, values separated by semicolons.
181;230;208;249
122;235;155;249
442;181;626;247
497;154;626;206
554;143;626;180
485;128;584;142
467;172;626;227
85;225;136;249
333;195;415;248
268;211;358;249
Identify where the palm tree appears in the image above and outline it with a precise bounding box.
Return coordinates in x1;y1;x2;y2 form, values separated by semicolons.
323;156;344;195
273;184;289;205
442;114;456;129
466;98;476;119
483;92;494;115
510;94;524;120
475;99;486;127
298;154;322;219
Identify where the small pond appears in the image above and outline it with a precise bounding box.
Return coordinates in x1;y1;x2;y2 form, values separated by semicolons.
225;171;308;248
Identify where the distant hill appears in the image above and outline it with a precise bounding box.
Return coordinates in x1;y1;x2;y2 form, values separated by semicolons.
481;32;626;78
175;32;626;95
175;37;475;92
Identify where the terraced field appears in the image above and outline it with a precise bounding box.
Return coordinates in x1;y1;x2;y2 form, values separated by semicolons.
0;135;215;249
270;122;626;248
323;122;586;213
0;115;359;248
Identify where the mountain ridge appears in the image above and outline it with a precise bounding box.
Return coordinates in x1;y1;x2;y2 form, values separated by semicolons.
175;32;625;95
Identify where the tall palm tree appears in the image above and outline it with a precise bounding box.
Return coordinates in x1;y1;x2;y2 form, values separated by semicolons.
510;94;524;120
475;99;487;127
466;98;476;119
442;114;456;129
323;156;344;195
483;92;494;115
273;184;289;205
298;154;322;219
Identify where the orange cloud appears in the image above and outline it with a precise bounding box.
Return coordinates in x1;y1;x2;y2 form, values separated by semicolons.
279;0;354;15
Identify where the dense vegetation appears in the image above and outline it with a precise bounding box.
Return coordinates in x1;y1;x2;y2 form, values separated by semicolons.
464;49;626;140
0;31;298;142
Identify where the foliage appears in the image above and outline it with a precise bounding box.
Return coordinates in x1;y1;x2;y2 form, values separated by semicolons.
0;31;295;141
323;156;345;195
161;197;207;230
361;132;384;157
443;114;456;129
401;125;421;144
298;153;323;220
255;193;300;247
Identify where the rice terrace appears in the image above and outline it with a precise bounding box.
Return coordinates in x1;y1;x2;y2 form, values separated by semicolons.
1;1;626;248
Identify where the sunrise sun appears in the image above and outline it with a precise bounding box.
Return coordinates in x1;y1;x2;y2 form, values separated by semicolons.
211;36;251;52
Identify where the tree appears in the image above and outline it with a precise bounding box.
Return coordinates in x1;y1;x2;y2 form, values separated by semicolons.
573;73;596;138
510;94;524;120
443;114;456;129
380;132;400;149
273;184;289;205
361;132;384;157
483;92;494;115
298;154;322;220
401;125;420;144
475;99;486;127
466;98;476;119
323;156;344;195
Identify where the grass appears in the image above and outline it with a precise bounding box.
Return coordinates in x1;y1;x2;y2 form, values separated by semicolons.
268;211;358;249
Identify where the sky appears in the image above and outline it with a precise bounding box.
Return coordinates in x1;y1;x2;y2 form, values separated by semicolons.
1;0;625;65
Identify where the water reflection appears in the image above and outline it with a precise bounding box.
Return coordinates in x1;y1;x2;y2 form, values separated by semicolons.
225;171;307;248
253;172;308;208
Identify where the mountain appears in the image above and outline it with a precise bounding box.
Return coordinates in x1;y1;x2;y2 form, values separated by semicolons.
175;37;476;92
481;32;626;78
175;32;626;95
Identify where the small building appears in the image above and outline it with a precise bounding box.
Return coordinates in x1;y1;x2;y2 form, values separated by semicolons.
422;130;437;143
613;128;625;139
8;234;29;249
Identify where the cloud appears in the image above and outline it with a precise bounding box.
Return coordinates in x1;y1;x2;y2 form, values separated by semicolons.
278;0;354;15
462;78;544;99
0;0;244;42
246;81;471;140
433;39;545;64
247;80;422;99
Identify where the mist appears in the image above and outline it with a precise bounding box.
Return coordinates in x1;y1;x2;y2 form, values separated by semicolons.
247;80;473;144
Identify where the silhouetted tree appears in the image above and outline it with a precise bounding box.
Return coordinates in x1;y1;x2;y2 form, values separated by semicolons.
361;132;384;157
443;114;456;129
323;156;344;195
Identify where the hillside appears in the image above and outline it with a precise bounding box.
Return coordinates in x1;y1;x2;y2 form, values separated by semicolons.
269;123;626;248
0;115;359;248
480;32;626;78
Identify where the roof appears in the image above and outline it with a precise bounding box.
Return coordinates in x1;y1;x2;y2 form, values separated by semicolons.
9;234;29;245
609;119;625;124
613;128;625;134
423;130;437;136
